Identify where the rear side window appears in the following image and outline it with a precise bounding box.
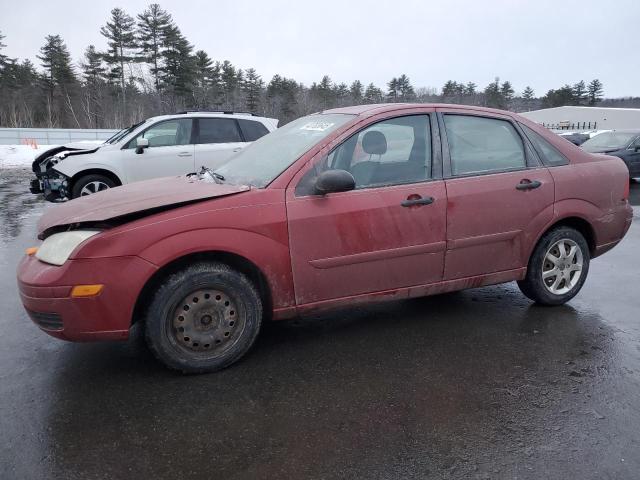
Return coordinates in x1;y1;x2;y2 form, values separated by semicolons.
238;119;269;141
444;115;526;176
198;118;242;144
520;123;569;166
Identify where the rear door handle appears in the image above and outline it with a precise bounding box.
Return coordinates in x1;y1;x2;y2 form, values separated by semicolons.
401;196;434;207
516;179;541;190
178;152;192;157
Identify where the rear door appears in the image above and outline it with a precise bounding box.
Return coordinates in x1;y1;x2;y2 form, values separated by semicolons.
438;109;554;280
194;117;247;170
286;112;448;305
122;118;195;182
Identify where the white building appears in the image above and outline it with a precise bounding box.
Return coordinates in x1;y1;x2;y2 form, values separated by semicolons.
520;106;640;131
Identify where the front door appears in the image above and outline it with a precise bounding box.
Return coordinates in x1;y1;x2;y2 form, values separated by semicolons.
123;118;195;182
286;114;447;305
439;111;555;280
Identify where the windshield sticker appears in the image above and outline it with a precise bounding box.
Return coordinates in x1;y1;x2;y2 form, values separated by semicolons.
300;122;335;132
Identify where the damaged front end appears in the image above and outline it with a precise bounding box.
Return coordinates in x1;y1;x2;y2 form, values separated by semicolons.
30;146;98;201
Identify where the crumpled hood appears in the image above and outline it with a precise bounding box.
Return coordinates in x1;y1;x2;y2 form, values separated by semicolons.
37;175;249;237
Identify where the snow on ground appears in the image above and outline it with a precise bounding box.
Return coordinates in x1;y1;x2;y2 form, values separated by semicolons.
0;141;103;169
0;145;59;169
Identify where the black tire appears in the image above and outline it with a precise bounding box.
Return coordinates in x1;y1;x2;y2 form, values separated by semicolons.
144;262;262;373
518;227;590;306
71;174;116;199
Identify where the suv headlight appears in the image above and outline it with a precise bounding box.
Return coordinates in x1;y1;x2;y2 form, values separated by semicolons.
35;230;100;266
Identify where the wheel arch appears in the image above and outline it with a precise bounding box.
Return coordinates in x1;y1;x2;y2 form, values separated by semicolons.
131;250;274;327
69;168;123;191
530;216;597;259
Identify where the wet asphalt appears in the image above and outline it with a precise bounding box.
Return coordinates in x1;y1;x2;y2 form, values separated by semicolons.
0;168;639;480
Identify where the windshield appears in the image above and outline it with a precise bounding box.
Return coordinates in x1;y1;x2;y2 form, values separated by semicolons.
216;113;354;187
104;121;145;144
581;131;638;151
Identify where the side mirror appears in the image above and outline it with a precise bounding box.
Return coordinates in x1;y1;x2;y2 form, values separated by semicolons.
135;137;149;154
314;169;356;195
634;145;640;152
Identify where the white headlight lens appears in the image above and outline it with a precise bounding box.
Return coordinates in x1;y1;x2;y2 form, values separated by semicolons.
35;230;100;266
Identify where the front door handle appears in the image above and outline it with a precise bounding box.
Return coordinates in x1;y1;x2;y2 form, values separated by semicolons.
401;196;434;207
516;179;541;190
178;152;193;157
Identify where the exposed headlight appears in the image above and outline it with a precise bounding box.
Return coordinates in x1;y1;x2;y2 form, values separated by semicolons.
35;230;100;266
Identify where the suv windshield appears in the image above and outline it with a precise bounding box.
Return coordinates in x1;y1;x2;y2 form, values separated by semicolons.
216;113;354;187
582;131;638;152
104;121;145;144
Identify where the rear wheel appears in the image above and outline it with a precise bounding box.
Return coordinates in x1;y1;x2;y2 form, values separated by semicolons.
71;174;116;199
144;262;262;373
518;227;590;305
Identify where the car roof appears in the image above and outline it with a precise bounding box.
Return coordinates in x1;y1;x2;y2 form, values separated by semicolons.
146;112;275;122
321;103;513;117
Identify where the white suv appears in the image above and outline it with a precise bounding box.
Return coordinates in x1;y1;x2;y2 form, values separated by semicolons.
30;111;278;201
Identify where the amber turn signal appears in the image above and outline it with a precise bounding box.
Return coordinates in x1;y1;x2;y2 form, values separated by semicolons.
25;247;38;256
71;284;104;297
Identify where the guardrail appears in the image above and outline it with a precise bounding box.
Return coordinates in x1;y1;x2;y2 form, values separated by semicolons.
542;121;598;131
0;128;119;146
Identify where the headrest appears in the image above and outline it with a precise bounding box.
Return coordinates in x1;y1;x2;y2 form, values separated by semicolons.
362;130;387;155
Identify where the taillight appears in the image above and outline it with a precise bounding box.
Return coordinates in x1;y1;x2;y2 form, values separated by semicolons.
623;180;630;201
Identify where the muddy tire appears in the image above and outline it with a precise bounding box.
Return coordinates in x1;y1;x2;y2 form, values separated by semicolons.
518;227;590;306
71;174;116;199
144;262;262;374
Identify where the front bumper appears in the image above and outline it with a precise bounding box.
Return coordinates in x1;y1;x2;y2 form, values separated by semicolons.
31;170;70;202
17;254;158;342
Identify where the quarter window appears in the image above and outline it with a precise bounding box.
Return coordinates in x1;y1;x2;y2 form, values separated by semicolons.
127;119;193;148
444;115;526;175
198;118;242;144
520;123;569;166
238;119;269;141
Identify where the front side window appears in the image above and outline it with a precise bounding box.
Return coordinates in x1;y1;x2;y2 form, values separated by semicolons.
520;123;568;166
296;115;431;195
127;119;192;148
444;115;526;176
198;118;242;144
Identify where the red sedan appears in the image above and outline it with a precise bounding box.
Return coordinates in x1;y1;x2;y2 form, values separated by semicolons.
17;104;633;373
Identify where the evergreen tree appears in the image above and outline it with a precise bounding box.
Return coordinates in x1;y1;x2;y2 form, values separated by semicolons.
387;77;399;100
0;30;8;68
542;85;575;107
363;83;383;103
573;80;587;105
101;8;138;112
522;86;534;100
484;78;502;108
137;3;173;91
80;45;107;127
243;67;263;113
465;82;477;96
160;25;196;103
37;34;77;126
500;80;514;107
587;79;604;105
349;80;363;103
316;75;334;108
397;74;415;101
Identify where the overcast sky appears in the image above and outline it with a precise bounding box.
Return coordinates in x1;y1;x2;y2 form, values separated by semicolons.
1;0;639;97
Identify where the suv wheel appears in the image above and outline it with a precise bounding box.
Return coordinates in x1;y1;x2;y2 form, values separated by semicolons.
71;174;116;199
518;227;590;305
145;262;263;373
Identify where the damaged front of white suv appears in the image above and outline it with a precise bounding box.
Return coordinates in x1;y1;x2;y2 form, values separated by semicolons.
29;125;138;201
30;144;100;201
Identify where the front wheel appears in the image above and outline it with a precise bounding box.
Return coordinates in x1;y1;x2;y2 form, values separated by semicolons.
71;174;116;199
518;227;590;305
145;262;263;373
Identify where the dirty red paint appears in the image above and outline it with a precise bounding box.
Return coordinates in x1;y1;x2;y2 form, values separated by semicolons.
17;103;633;341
